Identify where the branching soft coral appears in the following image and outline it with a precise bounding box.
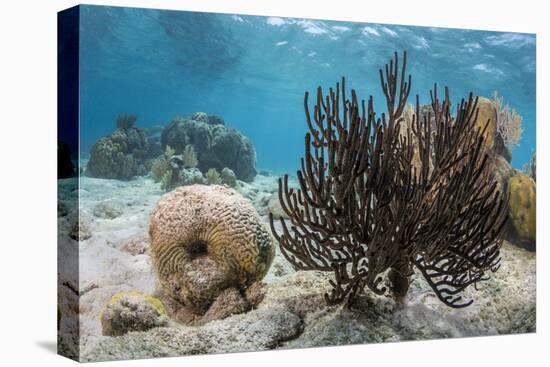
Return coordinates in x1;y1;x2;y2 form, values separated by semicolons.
182;145;198;168
151;146;175;183
492;92;523;148
116;113;138;129
206;168;221;185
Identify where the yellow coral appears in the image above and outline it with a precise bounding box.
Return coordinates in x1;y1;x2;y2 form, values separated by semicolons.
151;158;169;182
508;173;536;243
99;291;167;322
474;97;498;150
160;170;173;192
182;145;198;168
164;145;175;159
206;168;221;185
99;291;168;337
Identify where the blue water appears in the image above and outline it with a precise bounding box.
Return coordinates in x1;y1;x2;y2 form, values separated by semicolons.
79;5;536;172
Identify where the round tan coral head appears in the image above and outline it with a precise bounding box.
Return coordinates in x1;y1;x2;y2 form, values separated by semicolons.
149;184;275;314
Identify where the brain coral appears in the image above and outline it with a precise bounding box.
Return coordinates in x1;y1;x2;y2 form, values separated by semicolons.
100;291;168;336
86;127;149;180
149;185;275;314
508;173;536;244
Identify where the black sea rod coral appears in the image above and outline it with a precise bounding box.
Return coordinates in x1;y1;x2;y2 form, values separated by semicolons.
269;51;508;308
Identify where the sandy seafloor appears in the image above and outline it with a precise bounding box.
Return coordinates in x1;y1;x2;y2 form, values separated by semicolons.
57;171;536;362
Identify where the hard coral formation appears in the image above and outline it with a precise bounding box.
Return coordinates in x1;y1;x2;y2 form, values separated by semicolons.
149;185;275;318
178;168;206;186
508;174;536;245
207;114;225;126
473;96;498;150
490;152;514;196
100;291;168;336
190;112;208;123
86;116;149;180
161;112;256;182
270;51;508;308
143;125;165;160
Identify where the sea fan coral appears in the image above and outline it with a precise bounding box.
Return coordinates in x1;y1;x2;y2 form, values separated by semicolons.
270;51;508;308
492;92;523;148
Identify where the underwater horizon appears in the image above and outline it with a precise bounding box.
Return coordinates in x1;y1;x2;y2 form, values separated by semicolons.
79;5;536;172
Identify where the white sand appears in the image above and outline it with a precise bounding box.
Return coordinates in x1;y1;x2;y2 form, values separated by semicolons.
57;174;536;362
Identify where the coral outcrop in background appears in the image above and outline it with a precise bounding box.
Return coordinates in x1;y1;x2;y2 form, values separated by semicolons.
86;115;149;180
161;113;257;182
86;112;257;184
